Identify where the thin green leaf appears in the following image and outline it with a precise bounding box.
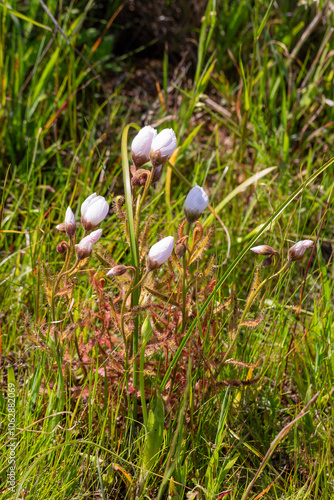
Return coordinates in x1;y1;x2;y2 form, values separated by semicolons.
256;0;274;40
3;5;52;32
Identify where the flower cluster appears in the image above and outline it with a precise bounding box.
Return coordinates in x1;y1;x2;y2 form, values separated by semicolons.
107;182;210;276
51;118;319;428
130;126;177;185
105;126;210;277
56;193;109;261
251;239;314;264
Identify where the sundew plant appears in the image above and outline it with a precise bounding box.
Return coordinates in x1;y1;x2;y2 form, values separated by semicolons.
1;1;334;500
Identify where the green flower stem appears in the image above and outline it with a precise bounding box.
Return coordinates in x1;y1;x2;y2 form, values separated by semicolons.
139;345;147;426
221;260;291;364
121;126;159;420
139;319;152;427
121;124;141;419
135;167;155;242
120;271;149;352
181;222;191;333
168;223;191;397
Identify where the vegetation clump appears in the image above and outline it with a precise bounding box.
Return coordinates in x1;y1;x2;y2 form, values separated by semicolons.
0;1;333;499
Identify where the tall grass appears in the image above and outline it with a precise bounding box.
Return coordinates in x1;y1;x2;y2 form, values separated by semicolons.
1;1;333;499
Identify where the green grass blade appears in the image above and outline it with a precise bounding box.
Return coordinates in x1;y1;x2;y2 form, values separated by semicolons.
96;450;106;500
256;0;274;40
121;123;140;270
2;5;52;32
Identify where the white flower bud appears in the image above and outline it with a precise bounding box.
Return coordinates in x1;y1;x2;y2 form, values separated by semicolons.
106;265;128;277
81;193;109;231
131;126;157;168
56;223;66;233
288;240;314;262
184;185;209;223
65;206;76;238
147;236;174;271
150;128;177;167
250;245;278;256
75;229;102;260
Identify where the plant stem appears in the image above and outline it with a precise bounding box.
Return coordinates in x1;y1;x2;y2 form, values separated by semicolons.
181;222;191;333
135;167;155;242
121;124;142;421
120;271;149;351
51;258;79;323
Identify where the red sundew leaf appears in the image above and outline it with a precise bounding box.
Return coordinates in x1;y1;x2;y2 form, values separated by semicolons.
216;490;232;499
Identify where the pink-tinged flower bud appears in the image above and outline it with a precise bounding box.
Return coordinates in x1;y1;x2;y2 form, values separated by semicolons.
56;241;69;254
81;193;109;232
147;236;174;271
184;185;209;223
56;223;66;233
152;164;163;183
250;245;278;256
131;169;150;187
288;240;314;262
175;242;187;259
106;265;128;277
75;229;102;261
131;126;157;168
65;206;76;238
150;129;177;167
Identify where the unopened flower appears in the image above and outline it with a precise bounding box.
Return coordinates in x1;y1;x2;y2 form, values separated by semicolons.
175;242;187;259
152;164;163;183
81;193;109;232
288;240;314;262
175;235;188;259
106;265;128;277
64;206;76;238
184;185;209;223
75;229;102;261
131;169;150;187
56;241;69;254
250;245;278;256
147;236;174;271
56;223;66;233
150;129;177;167
131;126;157;168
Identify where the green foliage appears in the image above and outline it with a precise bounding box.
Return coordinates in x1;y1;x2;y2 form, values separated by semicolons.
1;0;334;499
